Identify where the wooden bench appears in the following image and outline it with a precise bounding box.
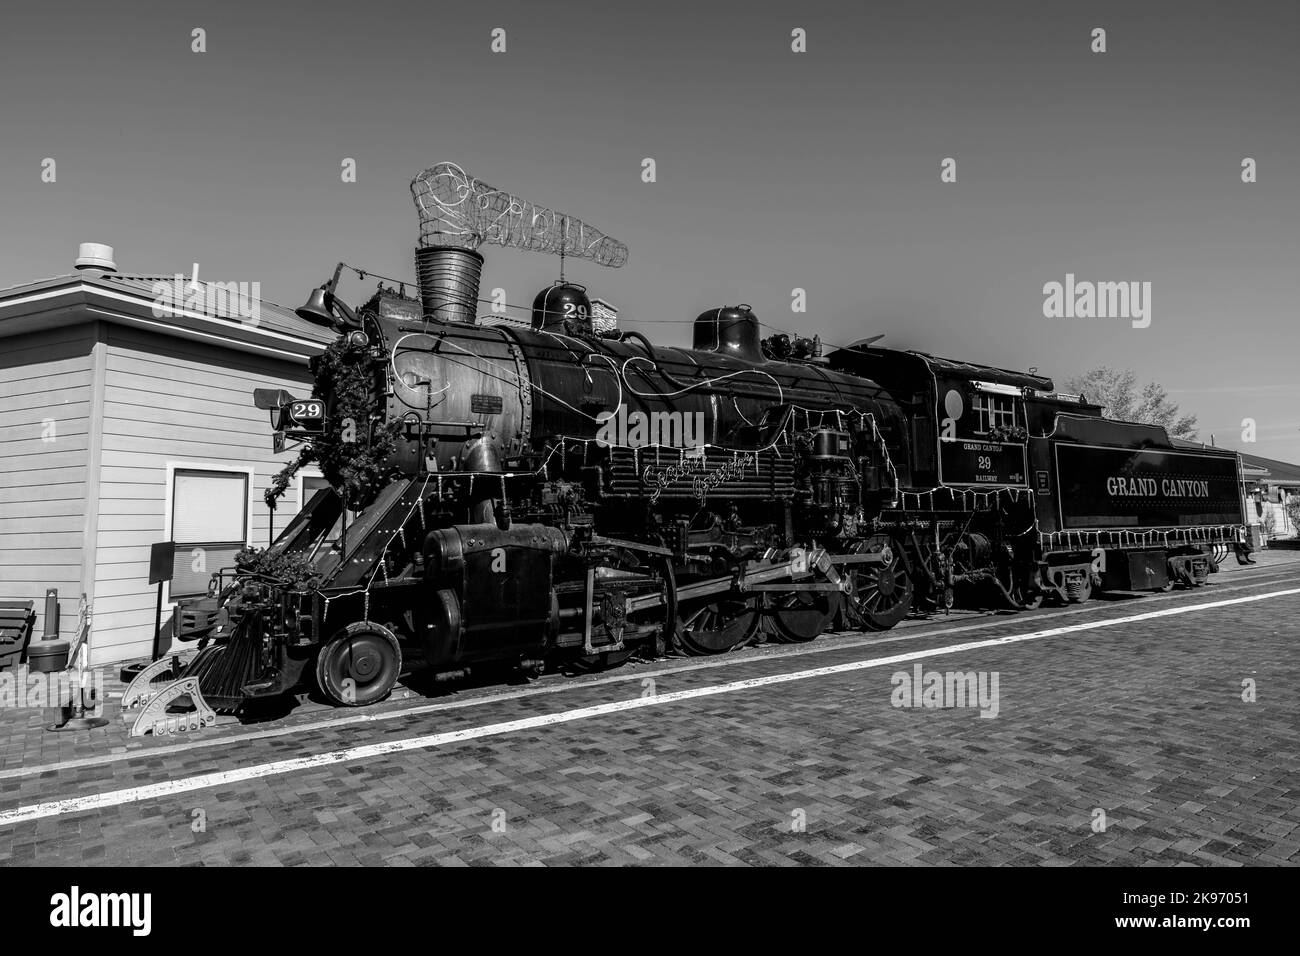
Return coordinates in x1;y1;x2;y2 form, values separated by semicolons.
0;600;36;672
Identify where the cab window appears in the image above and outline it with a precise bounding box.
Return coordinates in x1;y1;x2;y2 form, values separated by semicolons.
972;393;1018;435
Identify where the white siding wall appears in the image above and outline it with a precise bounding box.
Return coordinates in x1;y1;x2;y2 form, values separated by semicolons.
91;324;316;665
0;325;94;643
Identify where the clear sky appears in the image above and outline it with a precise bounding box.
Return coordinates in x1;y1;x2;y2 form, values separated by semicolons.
2;0;1296;460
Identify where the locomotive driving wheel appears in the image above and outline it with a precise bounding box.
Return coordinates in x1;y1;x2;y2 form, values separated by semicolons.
673;548;761;655
846;535;914;631
315;622;403;707
769;589;840;643
675;593;761;655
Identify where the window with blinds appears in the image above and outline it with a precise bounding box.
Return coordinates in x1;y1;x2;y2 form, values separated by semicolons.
171;469;249;598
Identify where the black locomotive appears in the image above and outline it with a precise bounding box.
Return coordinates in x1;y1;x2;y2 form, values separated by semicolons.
175;244;1251;711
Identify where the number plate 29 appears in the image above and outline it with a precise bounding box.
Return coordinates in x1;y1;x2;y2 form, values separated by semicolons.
289;400;324;427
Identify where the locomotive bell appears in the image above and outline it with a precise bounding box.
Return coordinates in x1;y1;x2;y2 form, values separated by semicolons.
295;284;362;333
532;281;593;333
295;286;337;327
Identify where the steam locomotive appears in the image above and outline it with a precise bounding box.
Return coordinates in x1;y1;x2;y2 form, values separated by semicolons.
175;242;1251;712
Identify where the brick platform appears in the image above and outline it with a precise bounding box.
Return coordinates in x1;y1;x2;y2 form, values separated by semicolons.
0;554;1296;865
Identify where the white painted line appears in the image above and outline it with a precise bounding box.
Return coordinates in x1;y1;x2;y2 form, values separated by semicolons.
1;586;1296;829
5;565;1294;785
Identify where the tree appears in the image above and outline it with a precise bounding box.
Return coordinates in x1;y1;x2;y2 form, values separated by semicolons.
1061;367;1199;440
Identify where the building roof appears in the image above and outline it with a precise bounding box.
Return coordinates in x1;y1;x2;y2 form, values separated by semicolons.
1173;438;1300;486
0;269;334;363
1241;451;1300;485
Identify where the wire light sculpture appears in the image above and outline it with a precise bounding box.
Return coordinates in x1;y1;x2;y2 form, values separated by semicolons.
410;161;628;267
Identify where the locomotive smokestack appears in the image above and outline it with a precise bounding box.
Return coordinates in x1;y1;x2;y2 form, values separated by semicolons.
414;245;484;324
410;162;629;325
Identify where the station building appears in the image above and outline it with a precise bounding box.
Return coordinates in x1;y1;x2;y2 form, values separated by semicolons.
1238;451;1300;540
1174;438;1300;542
0;245;332;665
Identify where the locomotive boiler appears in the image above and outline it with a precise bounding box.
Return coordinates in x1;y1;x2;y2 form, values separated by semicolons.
161;163;1251;717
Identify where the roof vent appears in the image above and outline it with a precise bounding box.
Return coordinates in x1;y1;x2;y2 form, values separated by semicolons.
74;243;116;272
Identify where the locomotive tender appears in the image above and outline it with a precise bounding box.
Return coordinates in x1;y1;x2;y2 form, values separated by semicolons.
175;170;1251;712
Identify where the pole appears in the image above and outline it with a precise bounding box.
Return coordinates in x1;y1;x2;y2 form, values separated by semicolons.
46;599;108;732
151;580;164;661
42;587;59;639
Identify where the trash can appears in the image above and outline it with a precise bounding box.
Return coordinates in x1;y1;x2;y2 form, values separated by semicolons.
28;639;70;673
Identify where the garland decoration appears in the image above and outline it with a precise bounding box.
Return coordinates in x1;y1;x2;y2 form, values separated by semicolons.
235;546;322;592
265;447;312;509
265;336;402;511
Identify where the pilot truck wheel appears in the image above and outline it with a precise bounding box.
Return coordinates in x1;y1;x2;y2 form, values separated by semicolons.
315;622;403;707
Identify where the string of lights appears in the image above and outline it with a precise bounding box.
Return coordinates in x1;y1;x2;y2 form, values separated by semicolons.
1038;525;1244;551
